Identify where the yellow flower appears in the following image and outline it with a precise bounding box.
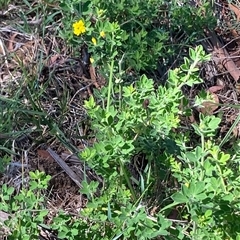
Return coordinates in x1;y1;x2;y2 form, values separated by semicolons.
92;37;97;45
100;31;106;38
72;20;86;36
90;58;94;63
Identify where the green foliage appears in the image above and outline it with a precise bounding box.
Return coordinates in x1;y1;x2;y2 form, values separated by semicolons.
50;181;172;239
0;155;11;174
59;0;215;72
82;74;181;180
89;0;166;70
169;114;240;239
0;171;51;239
0;0;10;9
59;0;165;71
67;46;212;239
82;45;209;181
170;0;216;39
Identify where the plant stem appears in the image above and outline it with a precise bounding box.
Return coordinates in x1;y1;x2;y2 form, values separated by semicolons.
200;133;205;181
119;160;137;201
107;32;115;112
107;59;114;112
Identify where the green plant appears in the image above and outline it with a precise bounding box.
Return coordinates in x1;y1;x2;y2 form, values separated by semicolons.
59;0;215;74
82;45;209;181
54;45;209;239
0;155;11;174
50;180;172;240
0;170;51;239
167;113;240;239
0;0;10;9
169;0;216;39
59;0;165;71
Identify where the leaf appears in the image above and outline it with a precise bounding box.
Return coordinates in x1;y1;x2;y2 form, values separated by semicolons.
29;171;37;179
209;177;221;192
84;95;96;109
219;153;230;165
208;117;221;129
203;159;213;177
36;210;48;221
185;151;201;162
158;214;172;229
191;181;205;195
199;92;219;115
222;193;234;202
6;186;14;195
71;228;78;236
195;192;207;201
189;48;196;60
182;184;191;197
171;192;188;203
58;231;67;239
208;85;224;93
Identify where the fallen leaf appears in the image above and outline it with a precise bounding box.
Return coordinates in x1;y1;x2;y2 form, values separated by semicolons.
89;65;100;89
229;3;240;21
199;91;219;115
48;54;60;66
208;85;224;93
37;149;54;161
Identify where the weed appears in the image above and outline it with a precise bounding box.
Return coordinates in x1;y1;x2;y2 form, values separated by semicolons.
2;0;240;239
0;171;50;239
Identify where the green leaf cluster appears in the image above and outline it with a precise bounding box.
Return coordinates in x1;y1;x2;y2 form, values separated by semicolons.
0;171;51;239
59;0;215;72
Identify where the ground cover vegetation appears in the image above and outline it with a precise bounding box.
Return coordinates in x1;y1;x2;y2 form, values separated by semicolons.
1;0;240;239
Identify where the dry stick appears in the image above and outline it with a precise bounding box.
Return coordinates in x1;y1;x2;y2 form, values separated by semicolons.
205;30;240;82
89;65;100;89
47;148;82;188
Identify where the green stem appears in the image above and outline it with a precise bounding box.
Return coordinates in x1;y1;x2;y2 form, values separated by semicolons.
107;59;114;112
216;164;227;193
106;32;115;112
118;54;125;110
119;84;122;110
119;160;137;201
199;133;205;181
